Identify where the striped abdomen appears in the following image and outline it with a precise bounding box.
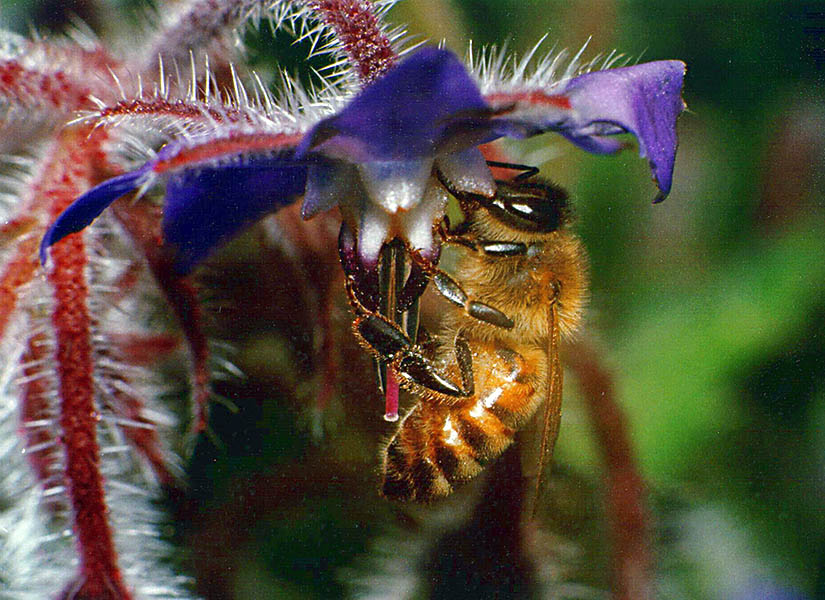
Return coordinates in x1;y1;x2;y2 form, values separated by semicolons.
381;342;544;501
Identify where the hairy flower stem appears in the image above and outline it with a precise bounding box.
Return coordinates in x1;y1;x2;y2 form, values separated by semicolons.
44;130;132;599
19;333;59;499
0;60;92;112
308;0;397;83
565;338;652;600
0;236;39;337
111;201;211;434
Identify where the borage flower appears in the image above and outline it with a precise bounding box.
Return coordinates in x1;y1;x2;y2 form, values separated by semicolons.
41;45;686;275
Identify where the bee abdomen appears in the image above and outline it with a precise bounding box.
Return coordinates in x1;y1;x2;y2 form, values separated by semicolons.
382;403;455;501
381;398;515;502
382;435;446;501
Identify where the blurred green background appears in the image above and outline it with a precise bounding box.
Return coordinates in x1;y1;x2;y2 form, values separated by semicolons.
4;0;825;598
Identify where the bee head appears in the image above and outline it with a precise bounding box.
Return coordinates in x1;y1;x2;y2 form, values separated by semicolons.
475;178;570;234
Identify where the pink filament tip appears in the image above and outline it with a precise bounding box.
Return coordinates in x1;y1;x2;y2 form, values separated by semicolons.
384;369;399;422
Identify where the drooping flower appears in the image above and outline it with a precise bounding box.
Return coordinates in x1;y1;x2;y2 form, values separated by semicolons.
41;44;686;273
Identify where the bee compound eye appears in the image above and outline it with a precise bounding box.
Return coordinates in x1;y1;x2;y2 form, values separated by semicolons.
489;179;569;233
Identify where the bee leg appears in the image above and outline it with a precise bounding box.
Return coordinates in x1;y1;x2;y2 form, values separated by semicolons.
476;240;529;257
484;160;540;181
347;275;474;400
436;219;478;251
434;270;514;329
410;251;516;330
353;311;473;398
437;218;532;259
396;331;475;398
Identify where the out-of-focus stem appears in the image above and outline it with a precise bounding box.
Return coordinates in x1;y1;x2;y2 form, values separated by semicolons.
565;338;652;600
111;201;212;434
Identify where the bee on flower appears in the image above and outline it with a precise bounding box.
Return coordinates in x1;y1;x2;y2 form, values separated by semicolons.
41;18;685;475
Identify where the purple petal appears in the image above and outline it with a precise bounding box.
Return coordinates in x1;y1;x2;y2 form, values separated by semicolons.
40;165;153;264
297;47;490;162
565;61;686;200
162;155;306;273
435;148;496;197
302;162;360;219
490;60;687;200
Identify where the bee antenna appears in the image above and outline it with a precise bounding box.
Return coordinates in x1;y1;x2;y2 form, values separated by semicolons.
484;160;539;181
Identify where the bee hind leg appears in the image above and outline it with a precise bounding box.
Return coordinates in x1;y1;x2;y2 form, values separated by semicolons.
395;331;474;398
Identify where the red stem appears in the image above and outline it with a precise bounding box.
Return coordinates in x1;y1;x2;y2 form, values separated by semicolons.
111;201;212;434
0;235;40;339
485;91;572;110
95;286;183;491
152;132;303;174
111;382;180;491
565;338;652;600
19;333;61;498
309;0;398;83
97;98;249;130
0;60;93;111
46;130;132;600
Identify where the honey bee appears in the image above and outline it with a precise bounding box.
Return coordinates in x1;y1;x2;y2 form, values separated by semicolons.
347;167;588;502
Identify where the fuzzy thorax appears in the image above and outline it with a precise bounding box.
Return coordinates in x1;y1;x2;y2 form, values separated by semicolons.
444;208;588;345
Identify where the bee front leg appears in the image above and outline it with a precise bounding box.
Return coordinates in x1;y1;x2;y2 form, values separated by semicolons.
346;276;473;399
352;310;474;399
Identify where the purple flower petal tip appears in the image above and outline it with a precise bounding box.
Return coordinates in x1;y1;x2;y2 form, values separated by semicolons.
297;47;489;163
40;165;152;264
41;152;307;274
488;59;686;201
563;60;687;200
162;156;306;273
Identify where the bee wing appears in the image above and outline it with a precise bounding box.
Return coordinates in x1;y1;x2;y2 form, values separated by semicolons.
540;301;564;473
524;301;564;516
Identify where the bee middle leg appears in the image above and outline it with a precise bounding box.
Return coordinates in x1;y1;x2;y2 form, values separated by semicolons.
411;231;536;331
437;220;531;259
409;248;517;330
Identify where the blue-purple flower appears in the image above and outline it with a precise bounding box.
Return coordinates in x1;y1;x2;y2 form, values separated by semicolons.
41;45;686;273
